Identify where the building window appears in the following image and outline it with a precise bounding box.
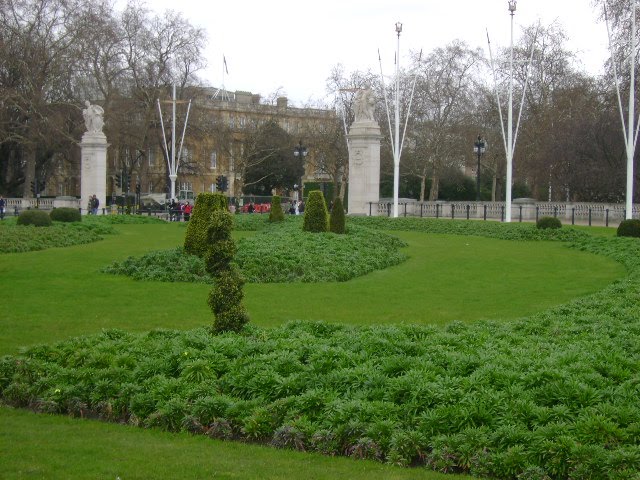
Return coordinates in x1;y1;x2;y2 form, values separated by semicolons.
179;182;194;200
210;150;217;169
148;148;156;166
180;147;192;162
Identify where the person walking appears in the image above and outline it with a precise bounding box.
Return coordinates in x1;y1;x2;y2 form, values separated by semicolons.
0;195;5;220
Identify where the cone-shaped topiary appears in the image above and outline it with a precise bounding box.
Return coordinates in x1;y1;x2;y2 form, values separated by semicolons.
184;193;228;258
329;197;346;234
303;190;329;233
269;195;285;223
617;219;640;237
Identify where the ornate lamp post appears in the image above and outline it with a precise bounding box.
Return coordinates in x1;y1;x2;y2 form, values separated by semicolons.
473;136;487;201
293;141;308;201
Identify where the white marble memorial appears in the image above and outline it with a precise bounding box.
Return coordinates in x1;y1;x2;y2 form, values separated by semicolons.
80;101;107;215
348;89;381;216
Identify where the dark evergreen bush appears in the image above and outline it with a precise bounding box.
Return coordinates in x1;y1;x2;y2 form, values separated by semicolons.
617;219;640;237
268;195;285;223
202;206;249;334
184;193;228;257
329;197;346;234
536;216;562;229
50;207;81;223
303;190;329;233
17;210;52;227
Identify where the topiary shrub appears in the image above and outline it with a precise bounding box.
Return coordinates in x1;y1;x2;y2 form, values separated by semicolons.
617;219;640;237
536;216;562;229
329;197;346;234
303;190;329;233
17;210;52;227
50;207;81;223
268;195;285;223
184;193;228;258
202;206;249;334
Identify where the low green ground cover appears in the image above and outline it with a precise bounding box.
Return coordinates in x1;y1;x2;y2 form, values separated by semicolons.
0;218;635;478
103;221;407;283
0;219;114;253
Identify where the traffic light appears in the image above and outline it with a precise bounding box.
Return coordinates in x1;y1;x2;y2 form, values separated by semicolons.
38;180;45;193
216;175;223;191
115;174;122;188
221;175;228;192
30;181;35;195
135;182;141;195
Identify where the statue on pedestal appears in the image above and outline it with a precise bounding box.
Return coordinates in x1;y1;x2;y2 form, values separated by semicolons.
354;88;375;122
83;101;104;134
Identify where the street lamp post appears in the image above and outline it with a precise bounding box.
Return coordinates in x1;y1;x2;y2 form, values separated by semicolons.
293;141;308;201
473;136;487;201
506;0;516;222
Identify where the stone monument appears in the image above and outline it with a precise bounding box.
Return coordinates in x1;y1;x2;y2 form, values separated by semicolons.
347;88;381;215
80;101;107;215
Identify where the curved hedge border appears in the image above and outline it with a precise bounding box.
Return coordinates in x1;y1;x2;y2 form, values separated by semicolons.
3;220;640;479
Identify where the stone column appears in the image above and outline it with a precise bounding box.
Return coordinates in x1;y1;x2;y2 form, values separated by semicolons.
80;131;108;215
347;119;381;216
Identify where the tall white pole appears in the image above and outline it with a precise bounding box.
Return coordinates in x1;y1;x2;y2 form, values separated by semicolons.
393;23;402;218
506;1;516;222
627;0;636;219
170;84;177;201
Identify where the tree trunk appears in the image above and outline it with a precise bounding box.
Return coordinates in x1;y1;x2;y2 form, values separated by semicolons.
22;146;36;199
428;175;439;201
419;175;426;202
491;175;497;202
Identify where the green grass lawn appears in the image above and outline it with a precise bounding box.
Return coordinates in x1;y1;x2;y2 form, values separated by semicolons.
0;221;626;479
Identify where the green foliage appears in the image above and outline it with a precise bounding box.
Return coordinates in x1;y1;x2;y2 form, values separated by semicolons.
235;221;407;283
536;216;562;230
303;191;329;233
268;195;285;223
329;197;346;234
209;269;249;333
0;221;112;253
103;218;407;284
184;193;228;258
5;217;640;478
17;209;52;227
102;247;210;283
49;208;81;223
617;219;640;238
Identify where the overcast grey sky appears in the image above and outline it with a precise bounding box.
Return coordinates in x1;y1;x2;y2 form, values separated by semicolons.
140;0;609;105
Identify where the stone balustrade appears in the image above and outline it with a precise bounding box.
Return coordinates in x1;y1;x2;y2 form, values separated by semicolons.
372;200;640;227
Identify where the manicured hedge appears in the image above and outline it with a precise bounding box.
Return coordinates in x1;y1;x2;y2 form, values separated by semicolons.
303;191;328;233
17;210;51;227
536;216;562;229
617;219;640;238
50;207;82;223
184;193;228;257
329;197;346;234
268;196;285;223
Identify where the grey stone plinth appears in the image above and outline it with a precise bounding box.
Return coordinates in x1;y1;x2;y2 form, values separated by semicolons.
348;120;381;216
80;132;108;215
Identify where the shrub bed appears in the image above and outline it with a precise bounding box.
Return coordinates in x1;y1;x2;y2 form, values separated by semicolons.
0;221;115;253
536;216;562;229
3;228;640;480
50;207;82;223
617;218;640;238
102;221;407;284
17;209;52;227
